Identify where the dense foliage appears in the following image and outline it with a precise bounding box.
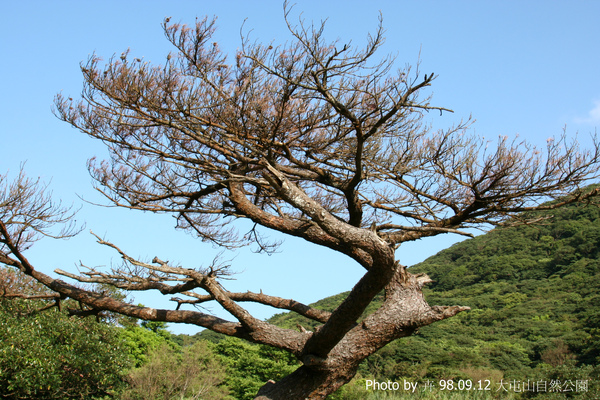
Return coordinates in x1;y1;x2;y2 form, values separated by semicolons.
2;196;599;399
0;291;130;399
200;336;298;400
269;198;600;398
405;198;600;375
0;279;291;400
119;320;178;367
121;341;228;400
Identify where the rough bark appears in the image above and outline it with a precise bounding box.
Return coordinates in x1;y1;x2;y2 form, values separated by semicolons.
256;267;469;399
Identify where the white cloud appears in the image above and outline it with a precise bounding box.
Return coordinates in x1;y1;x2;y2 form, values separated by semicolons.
575;99;600;125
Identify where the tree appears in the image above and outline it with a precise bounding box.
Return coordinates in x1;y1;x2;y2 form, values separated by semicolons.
2;5;600;399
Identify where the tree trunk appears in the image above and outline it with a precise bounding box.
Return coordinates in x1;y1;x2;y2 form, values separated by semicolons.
255;268;469;399
255;364;358;400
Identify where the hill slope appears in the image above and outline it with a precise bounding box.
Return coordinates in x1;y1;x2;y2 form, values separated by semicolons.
269;198;600;392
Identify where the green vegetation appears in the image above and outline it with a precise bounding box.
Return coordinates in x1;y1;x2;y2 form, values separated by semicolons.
270;199;600;398
120;341;228;400
2;197;599;398
0;289;130;399
119;320;179;367
400;200;600;382
210;337;299;400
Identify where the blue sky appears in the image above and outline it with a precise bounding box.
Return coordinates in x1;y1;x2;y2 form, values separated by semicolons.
1;1;599;335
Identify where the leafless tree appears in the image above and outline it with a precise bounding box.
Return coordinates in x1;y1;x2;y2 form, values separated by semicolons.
2;6;600;399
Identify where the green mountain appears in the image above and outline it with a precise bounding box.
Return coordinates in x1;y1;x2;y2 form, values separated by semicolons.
268;197;600;396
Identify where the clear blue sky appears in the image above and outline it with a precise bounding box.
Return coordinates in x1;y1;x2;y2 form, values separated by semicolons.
1;1;599;335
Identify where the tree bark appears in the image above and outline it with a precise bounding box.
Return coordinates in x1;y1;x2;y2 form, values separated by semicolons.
256;365;357;400
255;267;469;399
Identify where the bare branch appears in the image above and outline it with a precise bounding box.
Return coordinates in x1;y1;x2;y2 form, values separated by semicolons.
0;165;81;254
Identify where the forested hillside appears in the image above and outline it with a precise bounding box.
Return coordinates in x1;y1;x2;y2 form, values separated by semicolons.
268;197;600;398
2;197;599;399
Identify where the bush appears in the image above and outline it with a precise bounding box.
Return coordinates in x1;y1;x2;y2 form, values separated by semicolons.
0;297;130;399
121;341;228;400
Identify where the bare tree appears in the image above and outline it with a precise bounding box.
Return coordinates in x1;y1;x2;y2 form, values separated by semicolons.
2;6;600;399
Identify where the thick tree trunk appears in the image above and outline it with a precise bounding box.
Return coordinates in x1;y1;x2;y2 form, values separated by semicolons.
255;364;358;400
255;268;469;399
